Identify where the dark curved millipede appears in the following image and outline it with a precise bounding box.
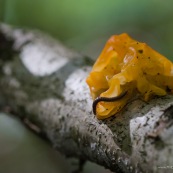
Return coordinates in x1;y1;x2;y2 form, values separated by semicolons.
92;91;127;115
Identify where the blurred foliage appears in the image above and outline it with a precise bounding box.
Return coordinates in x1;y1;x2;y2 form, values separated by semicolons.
0;0;173;59
0;0;5;20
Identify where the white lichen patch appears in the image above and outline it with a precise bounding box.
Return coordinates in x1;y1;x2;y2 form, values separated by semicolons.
21;43;69;76
130;105;163;151
8;78;21;88
1;24;80;77
63;66;93;111
3;64;12;75
129;101;173;173
13;30;34;49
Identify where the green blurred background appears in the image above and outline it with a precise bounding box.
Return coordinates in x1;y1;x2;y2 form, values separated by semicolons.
1;0;173;60
0;0;173;172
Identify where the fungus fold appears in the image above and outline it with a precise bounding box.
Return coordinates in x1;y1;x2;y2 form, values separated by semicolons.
86;33;173;119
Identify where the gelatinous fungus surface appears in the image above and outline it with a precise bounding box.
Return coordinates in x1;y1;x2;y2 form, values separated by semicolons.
86;33;173;119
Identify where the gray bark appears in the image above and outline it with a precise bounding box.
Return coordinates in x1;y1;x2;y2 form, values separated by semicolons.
0;23;173;173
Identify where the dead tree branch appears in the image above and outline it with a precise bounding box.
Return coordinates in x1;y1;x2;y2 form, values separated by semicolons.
0;24;173;173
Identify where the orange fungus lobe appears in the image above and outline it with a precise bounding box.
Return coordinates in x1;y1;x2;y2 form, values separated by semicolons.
86;33;173;119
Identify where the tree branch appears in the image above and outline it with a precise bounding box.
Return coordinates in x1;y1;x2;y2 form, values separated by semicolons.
0;24;173;173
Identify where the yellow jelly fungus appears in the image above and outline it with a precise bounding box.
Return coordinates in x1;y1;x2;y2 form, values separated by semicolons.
86;33;173;119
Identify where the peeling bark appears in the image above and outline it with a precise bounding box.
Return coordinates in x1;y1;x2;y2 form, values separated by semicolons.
0;24;173;173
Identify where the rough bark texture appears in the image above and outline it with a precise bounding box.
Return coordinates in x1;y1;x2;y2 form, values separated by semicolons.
0;24;173;173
